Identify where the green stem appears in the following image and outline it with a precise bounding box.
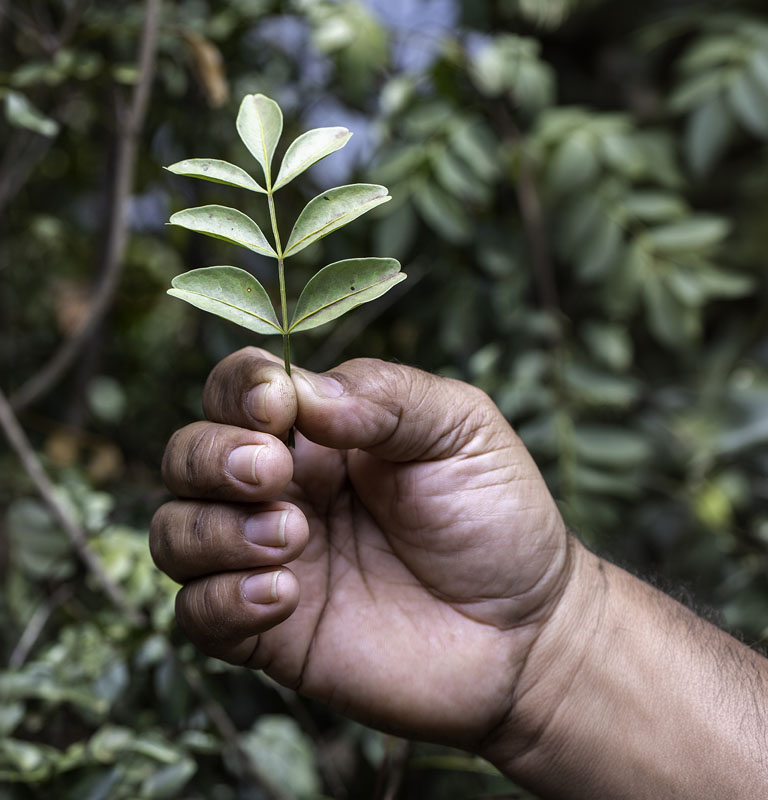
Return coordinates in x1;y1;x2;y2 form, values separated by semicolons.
267;190;295;447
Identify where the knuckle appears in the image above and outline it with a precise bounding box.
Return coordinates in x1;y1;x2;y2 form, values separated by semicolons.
162;422;228;498
176;577;232;649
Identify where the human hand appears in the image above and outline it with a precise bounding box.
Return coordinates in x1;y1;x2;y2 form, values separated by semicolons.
150;347;570;751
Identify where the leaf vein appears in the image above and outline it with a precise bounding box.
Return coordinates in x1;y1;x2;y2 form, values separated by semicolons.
289;274;396;331
178;289;283;333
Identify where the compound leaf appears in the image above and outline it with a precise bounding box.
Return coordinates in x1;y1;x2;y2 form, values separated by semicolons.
169;205;277;258
284;184;391;257
236;93;283;187
289;257;405;332
273;127;353;191
165;158;266;193
168;266;282;335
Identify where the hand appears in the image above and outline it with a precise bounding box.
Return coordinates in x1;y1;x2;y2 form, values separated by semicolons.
152;347;768;798
151;347;570;750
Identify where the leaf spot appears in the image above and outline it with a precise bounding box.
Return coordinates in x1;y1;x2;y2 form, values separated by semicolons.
350;285;356;291
202;163;209;171
323;195;330;201
246;287;252;292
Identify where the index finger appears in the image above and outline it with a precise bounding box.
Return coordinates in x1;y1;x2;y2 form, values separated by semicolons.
203;347;297;435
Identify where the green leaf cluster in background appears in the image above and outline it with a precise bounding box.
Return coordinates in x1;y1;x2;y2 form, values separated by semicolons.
2;0;768;798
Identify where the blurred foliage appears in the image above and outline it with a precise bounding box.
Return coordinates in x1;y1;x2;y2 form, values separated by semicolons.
2;0;768;797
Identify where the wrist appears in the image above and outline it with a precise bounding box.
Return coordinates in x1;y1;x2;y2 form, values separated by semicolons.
479;536;603;773
481;539;768;799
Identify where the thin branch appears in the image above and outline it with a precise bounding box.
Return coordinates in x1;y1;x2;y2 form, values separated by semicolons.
374;737;411;800
10;0;162;411
56;0;90;50
9;585;74;668
268;680;347;798
491;102;560;313
0;387;144;625
512;132;560;312
0;0;91;214
180;660;289;800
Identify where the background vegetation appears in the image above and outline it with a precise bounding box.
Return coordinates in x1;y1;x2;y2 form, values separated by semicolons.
2;0;768;797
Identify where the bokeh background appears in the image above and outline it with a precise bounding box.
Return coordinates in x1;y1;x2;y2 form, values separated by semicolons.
2;0;768;797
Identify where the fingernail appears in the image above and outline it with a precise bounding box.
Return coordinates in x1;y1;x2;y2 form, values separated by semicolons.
247;383;271;424
296;371;344;398
228;445;265;484
245;510;289;548
243;571;281;604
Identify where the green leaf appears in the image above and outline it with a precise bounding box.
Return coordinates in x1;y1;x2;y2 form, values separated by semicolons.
749;49;768;94
559;193;603;254
582;321;633;371
140;759;196;800
643;267;699;346
679;35;743;73
168;266;282;335
647;216;730;253
284;184;391;257
165;158;266;193
4;90;59;137
236;93;283;186
447;119;498;181
169;205;277;258
273;126;352;190
430;146;490;204
685;94;735;175
573;425;653;468
7;499;75;580
413;180;472;243
669;70;728;112
599;132;645;177
623;191;687;223
564;363;640;409
547;131;600;194
728;70;768;137
289;257;405;332
240;716;321;800
576;213;623;281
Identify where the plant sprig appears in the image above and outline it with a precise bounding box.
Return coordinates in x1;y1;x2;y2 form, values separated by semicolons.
165;93;406;444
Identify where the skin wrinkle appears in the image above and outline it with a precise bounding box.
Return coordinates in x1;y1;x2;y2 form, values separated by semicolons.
293;484;337;694
481;535;585;765
349;490;376;601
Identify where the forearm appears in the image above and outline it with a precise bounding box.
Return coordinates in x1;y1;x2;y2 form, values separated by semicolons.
487;541;768;798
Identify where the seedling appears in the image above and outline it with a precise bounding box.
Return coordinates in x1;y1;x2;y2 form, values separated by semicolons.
165;93;406;444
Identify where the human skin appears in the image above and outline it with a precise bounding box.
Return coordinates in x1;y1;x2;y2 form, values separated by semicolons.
151;347;768;798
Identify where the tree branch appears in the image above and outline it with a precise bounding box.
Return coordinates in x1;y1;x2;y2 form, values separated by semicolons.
10;0;162;411
56;0;90;50
512;131;560;312
9;585;74;668
180;660;289;800
0;387;144;625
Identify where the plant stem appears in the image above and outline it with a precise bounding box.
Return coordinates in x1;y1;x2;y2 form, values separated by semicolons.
267;191;296;447
0;387;144;625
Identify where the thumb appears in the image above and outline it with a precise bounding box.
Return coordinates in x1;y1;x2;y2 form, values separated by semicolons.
291;358;505;462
